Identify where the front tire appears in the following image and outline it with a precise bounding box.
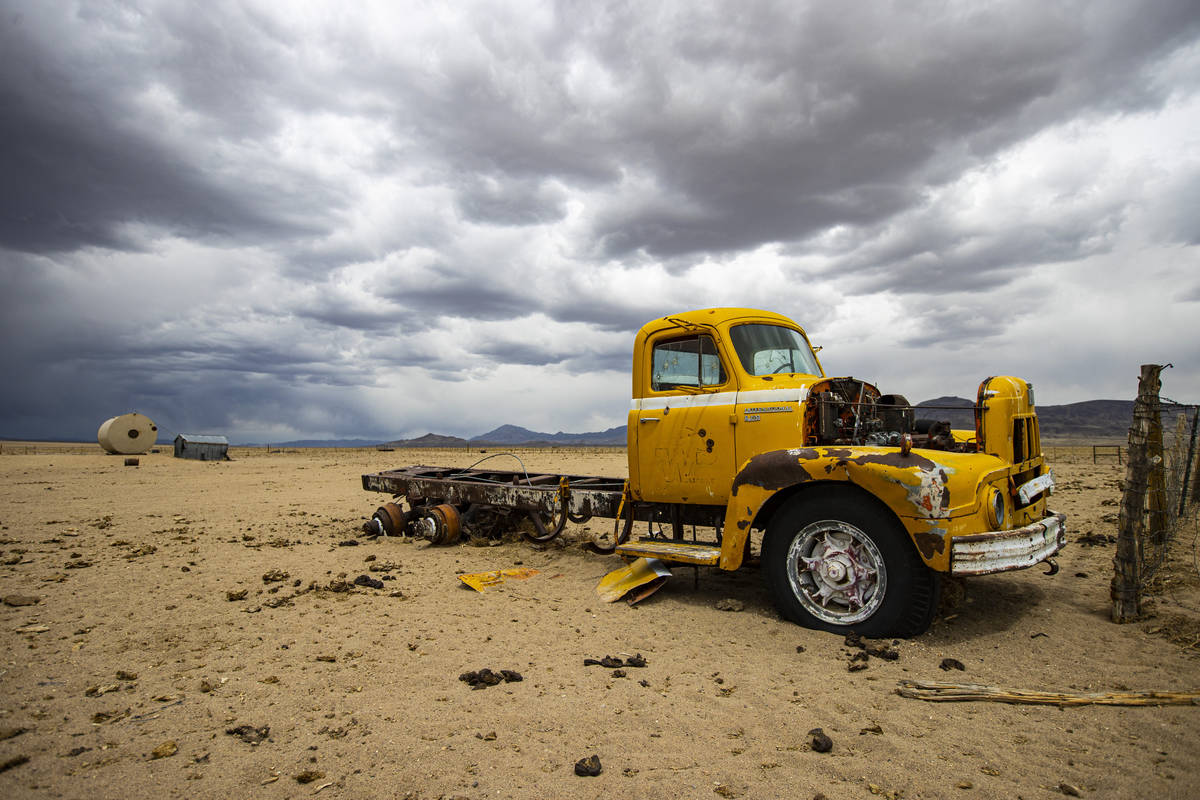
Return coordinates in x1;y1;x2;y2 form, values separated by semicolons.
762;488;940;638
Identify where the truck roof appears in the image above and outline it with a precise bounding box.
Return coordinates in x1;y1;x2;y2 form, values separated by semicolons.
638;307;806;337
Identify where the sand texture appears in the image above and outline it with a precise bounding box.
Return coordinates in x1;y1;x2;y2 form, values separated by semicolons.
1;445;1198;799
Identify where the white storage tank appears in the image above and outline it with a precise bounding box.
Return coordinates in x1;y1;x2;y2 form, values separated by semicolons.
97;413;158;455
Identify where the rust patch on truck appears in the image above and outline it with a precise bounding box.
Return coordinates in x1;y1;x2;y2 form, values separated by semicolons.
913;530;946;559
731;450;815;494
847;451;938;471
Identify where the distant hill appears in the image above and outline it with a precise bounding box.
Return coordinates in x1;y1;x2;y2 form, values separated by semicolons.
471;424;627;446
914;396;1140;439
379;426;626;448
916;396;976;430
383;432;470;448
1037;400;1137;439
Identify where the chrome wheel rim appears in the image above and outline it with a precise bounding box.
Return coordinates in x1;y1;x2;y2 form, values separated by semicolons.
786;519;885;625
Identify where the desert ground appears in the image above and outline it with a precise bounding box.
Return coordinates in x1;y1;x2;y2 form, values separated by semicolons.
1;443;1198;800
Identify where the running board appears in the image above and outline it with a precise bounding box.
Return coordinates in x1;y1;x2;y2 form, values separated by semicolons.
615;540;722;565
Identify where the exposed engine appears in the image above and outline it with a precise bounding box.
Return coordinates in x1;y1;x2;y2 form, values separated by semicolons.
806;377;977;452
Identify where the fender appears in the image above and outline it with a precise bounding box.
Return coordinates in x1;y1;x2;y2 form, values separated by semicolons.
719;446;1011;572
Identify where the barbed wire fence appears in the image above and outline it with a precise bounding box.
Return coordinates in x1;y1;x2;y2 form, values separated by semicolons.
1111;363;1200;623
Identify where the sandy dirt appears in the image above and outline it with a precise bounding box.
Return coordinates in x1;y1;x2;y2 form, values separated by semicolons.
1;444;1198;800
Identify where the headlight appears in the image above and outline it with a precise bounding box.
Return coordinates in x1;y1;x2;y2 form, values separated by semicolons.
986;488;1008;531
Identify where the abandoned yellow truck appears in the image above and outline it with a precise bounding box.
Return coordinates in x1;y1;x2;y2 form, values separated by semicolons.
362;307;1065;637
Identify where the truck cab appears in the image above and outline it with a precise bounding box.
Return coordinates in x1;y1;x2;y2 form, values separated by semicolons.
623;308;1065;637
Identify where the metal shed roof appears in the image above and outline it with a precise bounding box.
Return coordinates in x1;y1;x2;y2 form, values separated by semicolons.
175;434;229;445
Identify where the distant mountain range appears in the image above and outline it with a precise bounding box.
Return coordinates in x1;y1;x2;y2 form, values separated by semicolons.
345;397;1152;448
5;398;1161;447
916;397;1157;440
379;424;629;449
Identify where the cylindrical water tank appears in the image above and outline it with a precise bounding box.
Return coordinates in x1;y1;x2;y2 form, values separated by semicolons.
98;413;158;455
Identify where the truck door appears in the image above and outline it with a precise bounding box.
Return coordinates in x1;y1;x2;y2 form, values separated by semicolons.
633;333;738;504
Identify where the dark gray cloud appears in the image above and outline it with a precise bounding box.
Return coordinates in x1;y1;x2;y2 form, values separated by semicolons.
1;0;1197;441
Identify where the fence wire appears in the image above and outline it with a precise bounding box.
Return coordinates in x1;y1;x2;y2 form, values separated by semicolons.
1135;402;1199;592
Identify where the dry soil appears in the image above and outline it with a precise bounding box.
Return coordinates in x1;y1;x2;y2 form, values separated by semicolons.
1;444;1198;799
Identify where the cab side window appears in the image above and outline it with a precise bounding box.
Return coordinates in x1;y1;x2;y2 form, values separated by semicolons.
651;335;726;391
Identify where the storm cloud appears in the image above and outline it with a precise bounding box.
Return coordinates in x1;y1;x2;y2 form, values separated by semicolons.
1;0;1198;442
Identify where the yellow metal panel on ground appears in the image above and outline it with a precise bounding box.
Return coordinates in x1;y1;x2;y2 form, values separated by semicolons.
458;568;540;592
595;557;673;603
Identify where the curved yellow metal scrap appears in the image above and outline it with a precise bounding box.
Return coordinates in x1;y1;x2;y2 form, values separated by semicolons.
719;446;1014;572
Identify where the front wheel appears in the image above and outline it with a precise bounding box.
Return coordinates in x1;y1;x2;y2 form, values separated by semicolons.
762;489;940;638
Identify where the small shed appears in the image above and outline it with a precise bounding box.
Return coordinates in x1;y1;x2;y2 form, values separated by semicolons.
174;434;229;461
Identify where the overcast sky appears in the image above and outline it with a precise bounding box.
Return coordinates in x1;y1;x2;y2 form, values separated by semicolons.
2;0;1198;443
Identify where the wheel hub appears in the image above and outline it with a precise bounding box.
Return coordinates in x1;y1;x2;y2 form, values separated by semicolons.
786;521;886;625
803;540;875;609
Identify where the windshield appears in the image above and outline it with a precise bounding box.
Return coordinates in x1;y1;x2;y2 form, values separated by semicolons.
728;323;822;376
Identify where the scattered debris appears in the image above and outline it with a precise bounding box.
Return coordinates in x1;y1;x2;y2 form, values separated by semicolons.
841;632;900;670
226;724;270;745
316;655;337;663
584;655;624;668
85;683;120;697
150;740;178;759
1076;532;1116;546
475;731;497;741
715;598;744;612
458;567;540;592
262;569;289;583
860;724;884;735
940;658;966;672
808;728;833;753
459;668;523;689
338;539;359;546
574;754;602;776
352;574;383;589
596;557;671;604
585;653;648;669
91;709;129;724
226;589;248;601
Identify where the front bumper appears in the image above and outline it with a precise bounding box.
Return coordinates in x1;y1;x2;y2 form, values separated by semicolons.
949;511;1066;576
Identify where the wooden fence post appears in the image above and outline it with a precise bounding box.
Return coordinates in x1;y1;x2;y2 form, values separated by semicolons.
1185;408;1200;512
1111;364;1164;623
